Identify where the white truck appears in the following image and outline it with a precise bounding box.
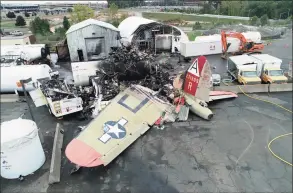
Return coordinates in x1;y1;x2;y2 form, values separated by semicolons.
250;54;287;84
227;55;261;85
179;32;261;61
180;36;240;61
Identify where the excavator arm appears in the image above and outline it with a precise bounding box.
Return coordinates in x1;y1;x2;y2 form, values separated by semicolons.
221;31;264;59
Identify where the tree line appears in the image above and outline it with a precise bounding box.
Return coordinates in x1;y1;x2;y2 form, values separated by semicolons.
108;0;291;20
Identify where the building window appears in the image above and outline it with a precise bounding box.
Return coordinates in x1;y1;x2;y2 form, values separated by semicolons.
84;37;105;61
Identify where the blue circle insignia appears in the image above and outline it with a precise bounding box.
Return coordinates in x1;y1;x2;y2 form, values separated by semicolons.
103;121;127;139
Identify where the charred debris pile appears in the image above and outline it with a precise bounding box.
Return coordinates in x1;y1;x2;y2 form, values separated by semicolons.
40;45;178;118
97;46;175;101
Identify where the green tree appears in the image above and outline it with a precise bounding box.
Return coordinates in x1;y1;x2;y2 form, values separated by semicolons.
260;14;269;26
6;11;16;18
15;16;26;26
221;1;242;16
67;8;73;13
55;27;66;38
249;16;259;26
192;22;202;30
108;3;118;20
70;5;94;23
256;19;261;26
29;17;51;35
24;12;30;17
199;3;213;14
63;16;70;30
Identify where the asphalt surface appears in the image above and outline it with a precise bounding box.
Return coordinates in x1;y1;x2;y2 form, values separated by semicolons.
1;92;292;193
0;32;292;193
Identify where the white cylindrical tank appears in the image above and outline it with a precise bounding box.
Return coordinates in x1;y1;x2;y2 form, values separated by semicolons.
0;64;53;93
1;44;46;62
1;119;45;179
242;31;262;43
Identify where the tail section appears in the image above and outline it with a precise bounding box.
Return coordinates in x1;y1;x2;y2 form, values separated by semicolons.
183;56;211;102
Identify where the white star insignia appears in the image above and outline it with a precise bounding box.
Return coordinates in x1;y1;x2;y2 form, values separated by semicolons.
106;123;125;138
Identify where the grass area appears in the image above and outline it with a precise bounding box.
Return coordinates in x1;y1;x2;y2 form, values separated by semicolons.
142;12;248;25
1;21;17;28
1;20;30;30
187;31;203;41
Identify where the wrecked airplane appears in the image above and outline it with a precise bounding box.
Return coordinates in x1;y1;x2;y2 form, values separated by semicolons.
65;85;170;167
65;55;237;169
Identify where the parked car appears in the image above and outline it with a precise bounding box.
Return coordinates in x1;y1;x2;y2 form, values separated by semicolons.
212;74;221;86
10;30;23;36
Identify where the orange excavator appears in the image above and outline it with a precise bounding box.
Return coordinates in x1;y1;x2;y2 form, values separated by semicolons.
221;31;264;59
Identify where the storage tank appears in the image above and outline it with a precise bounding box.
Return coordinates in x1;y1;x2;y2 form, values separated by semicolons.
1;44;49;62
1;119;45;179
0;64;53;93
242;31;262;43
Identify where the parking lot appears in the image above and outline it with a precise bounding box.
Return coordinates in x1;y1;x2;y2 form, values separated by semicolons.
0;33;292;193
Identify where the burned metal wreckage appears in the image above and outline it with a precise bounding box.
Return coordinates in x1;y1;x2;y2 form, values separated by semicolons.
32;44;175;119
118;16;189;53
30;41;237;121
63;53;238;171
25;40;238;174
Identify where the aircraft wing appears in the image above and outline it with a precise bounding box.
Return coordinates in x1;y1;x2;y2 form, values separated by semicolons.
209;91;238;101
65;85;168;167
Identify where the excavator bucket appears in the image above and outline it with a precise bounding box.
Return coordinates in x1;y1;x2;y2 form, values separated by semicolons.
221;43;231;60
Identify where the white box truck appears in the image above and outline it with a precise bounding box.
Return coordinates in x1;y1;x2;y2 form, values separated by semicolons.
180;35;240;61
250;54;287;84
227;55;261;85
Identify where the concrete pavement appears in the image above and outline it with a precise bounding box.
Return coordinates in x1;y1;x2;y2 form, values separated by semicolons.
1;92;292;193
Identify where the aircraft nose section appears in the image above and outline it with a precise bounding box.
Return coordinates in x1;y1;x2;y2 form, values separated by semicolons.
65;139;104;167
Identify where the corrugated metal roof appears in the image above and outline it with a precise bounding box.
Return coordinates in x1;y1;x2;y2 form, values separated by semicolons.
66;19;119;35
